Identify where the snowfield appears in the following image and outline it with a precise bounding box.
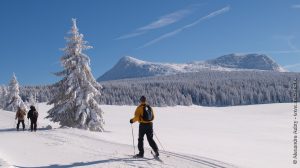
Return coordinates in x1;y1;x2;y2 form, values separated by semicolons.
0;103;297;168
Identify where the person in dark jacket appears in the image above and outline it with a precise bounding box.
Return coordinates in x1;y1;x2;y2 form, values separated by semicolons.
15;107;26;131
27;105;38;132
130;96;159;158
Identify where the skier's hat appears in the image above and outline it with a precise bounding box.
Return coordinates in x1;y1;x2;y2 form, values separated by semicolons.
30;105;36;110
140;96;146;102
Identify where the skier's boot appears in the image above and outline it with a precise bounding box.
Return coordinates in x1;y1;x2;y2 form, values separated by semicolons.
133;153;144;158
154;150;159;158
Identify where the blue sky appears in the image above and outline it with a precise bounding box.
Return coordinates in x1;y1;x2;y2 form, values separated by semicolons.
0;0;299;85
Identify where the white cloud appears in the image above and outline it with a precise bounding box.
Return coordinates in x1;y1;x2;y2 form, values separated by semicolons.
139;6;230;49
115;4;199;40
265;50;300;54
283;63;300;69
137;8;193;31
291;4;300;9
232;50;300;55
287;39;299;51
137;29;182;49
272;35;300;54
115;31;146;40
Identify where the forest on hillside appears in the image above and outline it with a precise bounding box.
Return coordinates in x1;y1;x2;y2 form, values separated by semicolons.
99;71;299;106
0;71;300;106
6;70;298;107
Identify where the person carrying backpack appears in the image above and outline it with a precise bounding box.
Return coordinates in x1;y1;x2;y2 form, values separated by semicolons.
130;96;159;158
27;105;38;132
15;107;26;131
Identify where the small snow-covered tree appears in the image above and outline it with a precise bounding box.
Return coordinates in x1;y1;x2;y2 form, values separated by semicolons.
4;74;27;111
26;93;36;107
47;19;104;131
0;85;7;109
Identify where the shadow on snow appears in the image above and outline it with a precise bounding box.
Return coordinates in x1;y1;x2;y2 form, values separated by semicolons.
15;157;153;168
0;127;52;133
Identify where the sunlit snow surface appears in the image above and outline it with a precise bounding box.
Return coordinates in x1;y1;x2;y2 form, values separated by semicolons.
0;103;296;168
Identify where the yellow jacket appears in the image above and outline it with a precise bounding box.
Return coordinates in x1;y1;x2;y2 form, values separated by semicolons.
131;103;154;123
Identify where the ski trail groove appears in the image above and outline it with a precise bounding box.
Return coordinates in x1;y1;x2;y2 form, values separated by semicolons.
161;151;237;168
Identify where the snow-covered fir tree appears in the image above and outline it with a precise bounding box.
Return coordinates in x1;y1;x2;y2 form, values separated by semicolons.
26;93;36;107
0;85;8;109
47;19;104;131
0;86;3;109
4;74;27;111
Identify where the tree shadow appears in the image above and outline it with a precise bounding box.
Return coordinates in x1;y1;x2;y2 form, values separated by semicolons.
15;157;152;168
0;128;16;133
0;127;52;133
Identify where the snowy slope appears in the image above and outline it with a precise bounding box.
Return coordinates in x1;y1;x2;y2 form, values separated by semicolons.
0;104;237;168
97;54;286;81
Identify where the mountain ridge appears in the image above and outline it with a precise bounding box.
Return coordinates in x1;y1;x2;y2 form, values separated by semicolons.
97;54;286;81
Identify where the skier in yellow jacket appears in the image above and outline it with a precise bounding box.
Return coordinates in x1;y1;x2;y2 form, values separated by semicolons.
130;96;159;158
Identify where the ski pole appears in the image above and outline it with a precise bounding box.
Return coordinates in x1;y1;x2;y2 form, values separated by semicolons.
154;131;167;153
13;120;17;128
130;124;136;155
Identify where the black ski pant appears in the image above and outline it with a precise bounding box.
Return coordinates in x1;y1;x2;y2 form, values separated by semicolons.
30;119;37;131
138;123;158;155
16;120;25;130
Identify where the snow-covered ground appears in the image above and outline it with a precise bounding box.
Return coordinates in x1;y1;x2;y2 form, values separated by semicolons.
0;103;297;168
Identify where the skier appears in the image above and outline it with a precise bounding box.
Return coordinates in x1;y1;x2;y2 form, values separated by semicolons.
15;107;26;131
27;105;38;132
130;96;159;158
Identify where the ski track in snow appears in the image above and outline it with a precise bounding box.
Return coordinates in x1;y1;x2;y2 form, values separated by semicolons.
0;105;237;168
0;158;11;168
0;129;236;168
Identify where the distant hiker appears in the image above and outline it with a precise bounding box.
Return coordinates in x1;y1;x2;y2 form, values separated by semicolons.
130;96;159;158
27;105;38;132
15;107;26;131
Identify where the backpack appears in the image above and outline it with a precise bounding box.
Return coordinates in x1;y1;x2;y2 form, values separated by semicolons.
32;111;39;120
17;110;25;119
142;105;153;121
17;111;22;118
